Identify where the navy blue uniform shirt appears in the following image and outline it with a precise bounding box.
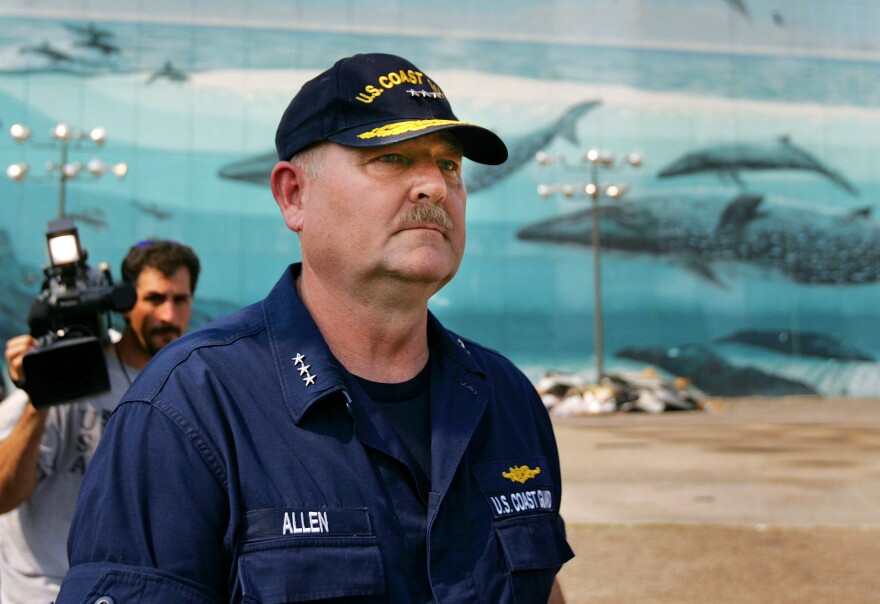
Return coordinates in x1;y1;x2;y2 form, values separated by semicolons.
58;264;573;603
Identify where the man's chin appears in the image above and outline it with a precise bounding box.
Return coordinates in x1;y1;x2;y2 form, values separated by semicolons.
149;332;180;353
388;247;461;282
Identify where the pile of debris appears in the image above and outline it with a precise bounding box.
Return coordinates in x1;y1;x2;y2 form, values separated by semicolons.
536;367;706;416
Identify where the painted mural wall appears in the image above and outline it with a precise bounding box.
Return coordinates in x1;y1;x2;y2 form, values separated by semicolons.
1;0;879;397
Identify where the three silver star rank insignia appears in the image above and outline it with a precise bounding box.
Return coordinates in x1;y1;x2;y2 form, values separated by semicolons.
292;353;316;387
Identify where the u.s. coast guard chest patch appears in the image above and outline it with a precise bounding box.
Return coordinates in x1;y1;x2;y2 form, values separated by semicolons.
472;456;556;518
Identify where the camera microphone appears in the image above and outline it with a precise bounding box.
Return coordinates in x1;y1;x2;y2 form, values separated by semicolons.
27;298;52;336
79;283;136;314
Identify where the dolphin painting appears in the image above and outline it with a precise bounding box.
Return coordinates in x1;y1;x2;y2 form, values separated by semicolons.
0;229;43;345
715;329;875;361
657;135;859;196
216;100;602;193
516;192;880;286
131;200;173;220
147;60;189;84
771;8;785;27
217;151;277;186
67;22;120;55
74;34;121;55
66;208;109;230
19;42;74;63
64;22;115;41
463;100;601;193
723;0;750;20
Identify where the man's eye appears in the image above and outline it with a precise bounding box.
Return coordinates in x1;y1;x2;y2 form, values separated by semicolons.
378;154;402;164
438;159;459;172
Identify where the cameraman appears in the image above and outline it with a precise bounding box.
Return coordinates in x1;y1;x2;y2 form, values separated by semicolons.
0;239;200;604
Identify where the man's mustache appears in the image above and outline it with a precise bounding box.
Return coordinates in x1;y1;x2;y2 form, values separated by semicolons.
395;203;455;232
149;325;181;338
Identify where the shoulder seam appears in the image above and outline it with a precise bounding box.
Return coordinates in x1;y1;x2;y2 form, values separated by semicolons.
118;399;229;493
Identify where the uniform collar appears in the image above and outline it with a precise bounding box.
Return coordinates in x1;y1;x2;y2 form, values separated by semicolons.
264;263;486;424
425;312;487;382
263;264;347;423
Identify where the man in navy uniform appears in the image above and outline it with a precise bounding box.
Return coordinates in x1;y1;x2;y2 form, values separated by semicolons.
58;53;573;603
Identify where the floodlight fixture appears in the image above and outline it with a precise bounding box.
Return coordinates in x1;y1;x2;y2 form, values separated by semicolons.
10;123;32;142
46;217;83;268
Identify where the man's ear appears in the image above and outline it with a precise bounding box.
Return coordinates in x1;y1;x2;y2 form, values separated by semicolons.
271;161;306;232
120;277;138;325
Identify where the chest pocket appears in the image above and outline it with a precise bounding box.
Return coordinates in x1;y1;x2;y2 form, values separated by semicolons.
472;457;575;600
238;507;385;603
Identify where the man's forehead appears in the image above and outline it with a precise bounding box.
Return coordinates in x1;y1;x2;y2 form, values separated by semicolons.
136;265;192;293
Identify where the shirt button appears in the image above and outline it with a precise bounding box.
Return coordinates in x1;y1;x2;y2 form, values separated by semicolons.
95;597;115;604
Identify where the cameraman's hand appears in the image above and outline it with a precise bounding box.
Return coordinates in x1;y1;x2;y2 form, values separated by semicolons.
5;335;38;386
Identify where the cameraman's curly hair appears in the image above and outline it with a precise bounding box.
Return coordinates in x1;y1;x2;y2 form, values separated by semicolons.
121;239;201;294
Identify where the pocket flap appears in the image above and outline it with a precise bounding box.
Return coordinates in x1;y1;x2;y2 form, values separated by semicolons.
239;541;385;603
240;507;385;602
495;514;575;571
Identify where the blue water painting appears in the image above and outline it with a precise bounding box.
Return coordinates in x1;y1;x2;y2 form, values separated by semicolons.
2;0;880;396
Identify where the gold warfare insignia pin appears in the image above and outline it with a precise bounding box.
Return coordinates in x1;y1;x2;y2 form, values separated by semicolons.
502;465;541;484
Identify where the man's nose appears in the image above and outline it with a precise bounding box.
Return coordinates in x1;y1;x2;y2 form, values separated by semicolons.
156;300;176;323
410;160;447;204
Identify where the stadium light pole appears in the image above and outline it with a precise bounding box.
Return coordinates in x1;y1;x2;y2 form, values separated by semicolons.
536;149;642;380
6;122;128;218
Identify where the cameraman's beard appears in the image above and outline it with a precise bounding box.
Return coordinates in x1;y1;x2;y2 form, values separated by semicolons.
146;324;182;356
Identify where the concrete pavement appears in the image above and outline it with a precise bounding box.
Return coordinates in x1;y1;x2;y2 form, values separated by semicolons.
554;396;880;527
552;397;880;603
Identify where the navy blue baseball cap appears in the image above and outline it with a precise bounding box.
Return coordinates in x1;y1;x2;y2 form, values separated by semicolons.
275;53;508;165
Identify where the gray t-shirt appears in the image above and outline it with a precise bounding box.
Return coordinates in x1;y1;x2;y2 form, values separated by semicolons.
0;348;138;604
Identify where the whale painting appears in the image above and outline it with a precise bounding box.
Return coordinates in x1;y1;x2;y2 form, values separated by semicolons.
715;329;875;362
216;100;601;193
516;192;880;287
657;136;859;196
615;343;818;397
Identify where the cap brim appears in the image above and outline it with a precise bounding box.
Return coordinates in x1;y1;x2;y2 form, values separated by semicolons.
329;119;508;166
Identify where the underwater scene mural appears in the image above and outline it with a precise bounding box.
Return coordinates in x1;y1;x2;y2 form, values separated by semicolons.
2;0;880;397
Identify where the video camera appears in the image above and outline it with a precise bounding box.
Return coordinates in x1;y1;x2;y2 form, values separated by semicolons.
21;217;136;408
